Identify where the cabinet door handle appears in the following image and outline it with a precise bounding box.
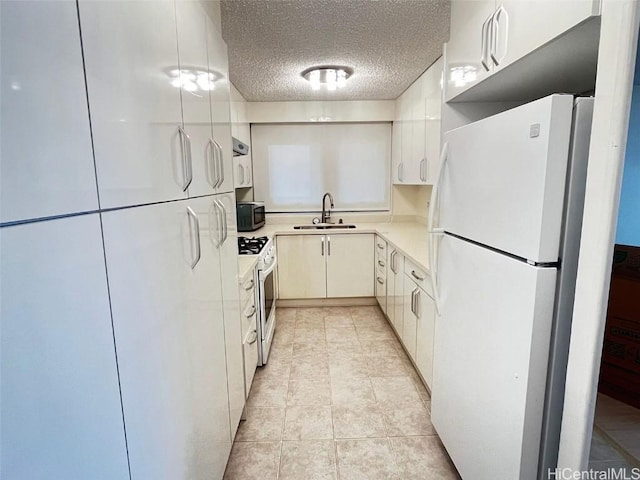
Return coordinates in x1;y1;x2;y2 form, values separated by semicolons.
327;236;331;256
178;126;193;191
248;329;258;345
410;289;416;315
238;164;245;185
481;14;492;71
207;139;219;189
321;236;325;256
390;250;397;274
411;270;424;281
243;279;254;291
377;277;385;285
214;139;224;188
217;199;228;244
377;243;384;250
490;7;507;66
399;162;404;182
378;260;385;267
186;207;201;269
244;165;250;184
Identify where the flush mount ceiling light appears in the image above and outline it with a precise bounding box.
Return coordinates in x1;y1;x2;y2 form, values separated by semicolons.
302;66;353;91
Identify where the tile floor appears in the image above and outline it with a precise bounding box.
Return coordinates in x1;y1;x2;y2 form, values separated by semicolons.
224;306;460;480
589;393;640;470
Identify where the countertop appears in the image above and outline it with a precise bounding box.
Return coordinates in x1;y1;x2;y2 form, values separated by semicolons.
237;255;259;282
243;221;430;274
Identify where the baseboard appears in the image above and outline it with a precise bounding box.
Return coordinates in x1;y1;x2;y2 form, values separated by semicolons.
276;297;378;308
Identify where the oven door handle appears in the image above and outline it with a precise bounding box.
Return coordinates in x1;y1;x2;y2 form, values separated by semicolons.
259;255;277;279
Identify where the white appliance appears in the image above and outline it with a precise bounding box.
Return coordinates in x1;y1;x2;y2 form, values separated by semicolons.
429;95;594;480
256;238;277;365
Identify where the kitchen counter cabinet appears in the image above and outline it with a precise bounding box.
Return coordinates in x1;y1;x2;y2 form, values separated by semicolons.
277;235;327;299
327;234;375;298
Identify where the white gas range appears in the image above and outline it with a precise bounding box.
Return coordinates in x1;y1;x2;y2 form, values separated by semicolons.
237;236;277;366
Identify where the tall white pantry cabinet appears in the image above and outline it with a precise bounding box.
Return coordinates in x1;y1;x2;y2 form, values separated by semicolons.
0;1;243;479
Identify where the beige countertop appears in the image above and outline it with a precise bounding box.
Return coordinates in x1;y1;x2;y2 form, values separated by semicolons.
237;255;259;282
243;221;431;274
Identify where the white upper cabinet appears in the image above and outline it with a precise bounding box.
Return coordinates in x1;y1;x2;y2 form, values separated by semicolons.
0;0;98;224
494;0;600;75
175;0;217;198
206;20;235;194
1;215;129;479
393;58;443;185
445;0;600;102
444;0;496;102
79;0;186;209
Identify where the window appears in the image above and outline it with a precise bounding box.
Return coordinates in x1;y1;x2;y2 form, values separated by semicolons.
251;123;391;212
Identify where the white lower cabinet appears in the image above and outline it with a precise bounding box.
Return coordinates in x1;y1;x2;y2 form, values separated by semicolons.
387;249;405;335
0;215;129;479
102;195;239;479
402;271;436;390
375;237;388;313
277;234;374;299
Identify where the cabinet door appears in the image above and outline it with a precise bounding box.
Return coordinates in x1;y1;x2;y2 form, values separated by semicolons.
1;0;97;224
102;198;231;479
392;120;403;184
424;57;443;185
387;251;397;326
214;192;245;439
415;288;436;389
412;75;427;184
1;215;129;479
375;274;387;313
79;0;186;209
393;254;405;335
277;235;327;299
175;1;216;198
327;234;375;298
233;156;252;188
493;0;599;75
206;17;235;194
444;0;496;102
402;279;418;359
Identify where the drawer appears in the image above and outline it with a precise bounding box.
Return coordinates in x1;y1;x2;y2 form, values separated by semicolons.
375;274;387;313
243;327;259;398
404;258;431;296
241;299;257;338
239;274;256;309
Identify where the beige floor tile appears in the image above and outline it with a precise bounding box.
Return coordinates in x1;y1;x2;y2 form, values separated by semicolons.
292;342;328;359
358;340;400;357
324;306;353;316
236;407;285;442
327;342;363;358
223;441;280;480
294;327;327;343
352;315;388;329
371;376;421;406
254;360;291;384
278;307;298;324
336;438;400;480
290;358;330;380
247;378;289;407
331;377;376;405
390;436;460;480
326;326;359;343
324;314;354;328
590;430;625;462
364;354;407;377
297;307;328;324
287;377;332;406
283;406;334;440
332;404;387;439
607;430;640;458
380;401;435;436
279;440;337;480
272;327;295;346
414;380;431;403
355;326;394;342
349;306;385;319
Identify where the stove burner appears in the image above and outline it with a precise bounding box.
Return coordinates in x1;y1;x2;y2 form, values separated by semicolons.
238;236;269;255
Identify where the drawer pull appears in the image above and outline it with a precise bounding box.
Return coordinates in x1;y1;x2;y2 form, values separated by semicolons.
248;330;258;345
377;243;385;249
377;277;385;284
244;305;256;318
243;279;254;291
411;270;425;281
378;260;385;267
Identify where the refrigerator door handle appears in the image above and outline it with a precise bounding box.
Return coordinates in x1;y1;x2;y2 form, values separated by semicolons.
428;142;449;314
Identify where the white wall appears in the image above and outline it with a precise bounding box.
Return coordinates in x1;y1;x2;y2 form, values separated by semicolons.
247;100;394;123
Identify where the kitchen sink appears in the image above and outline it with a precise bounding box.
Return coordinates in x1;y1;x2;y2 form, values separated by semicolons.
293;223;357;230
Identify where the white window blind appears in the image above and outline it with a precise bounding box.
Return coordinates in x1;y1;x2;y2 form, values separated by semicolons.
251;123;391;212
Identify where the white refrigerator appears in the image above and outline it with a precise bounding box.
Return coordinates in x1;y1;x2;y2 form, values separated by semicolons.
429;94;594;480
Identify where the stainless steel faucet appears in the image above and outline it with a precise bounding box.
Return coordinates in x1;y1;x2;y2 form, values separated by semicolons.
321;192;334;224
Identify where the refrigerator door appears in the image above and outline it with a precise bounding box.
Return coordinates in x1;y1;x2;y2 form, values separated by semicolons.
439;94;574;263
431;234;557;480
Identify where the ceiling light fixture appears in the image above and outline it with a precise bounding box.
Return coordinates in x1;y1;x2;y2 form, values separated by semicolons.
302;66;352;91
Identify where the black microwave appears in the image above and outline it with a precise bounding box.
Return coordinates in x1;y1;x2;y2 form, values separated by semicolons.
236;202;266;232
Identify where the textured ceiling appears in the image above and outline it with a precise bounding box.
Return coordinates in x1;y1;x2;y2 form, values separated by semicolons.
220;0;450;101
